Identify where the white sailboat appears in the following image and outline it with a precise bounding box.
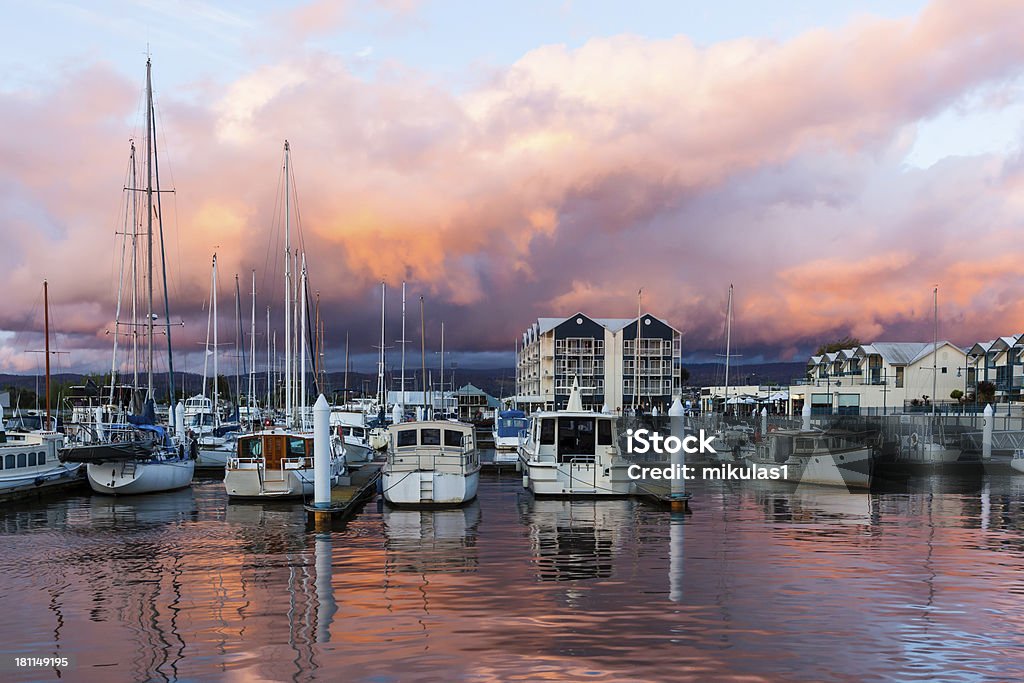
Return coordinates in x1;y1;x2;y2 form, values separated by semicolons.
224;140;345;499
61;58;194;495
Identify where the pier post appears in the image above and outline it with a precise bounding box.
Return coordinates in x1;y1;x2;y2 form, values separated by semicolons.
315;532;337;642
669;512;685;602
94;406;105;442
983;403;993;461
761;406;768;436
668;398;688;512
802;402;811;431
175;401;185;439
168;405;175;435
313;394;331;508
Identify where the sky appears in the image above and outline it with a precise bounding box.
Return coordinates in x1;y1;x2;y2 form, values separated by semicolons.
2;0;1024;376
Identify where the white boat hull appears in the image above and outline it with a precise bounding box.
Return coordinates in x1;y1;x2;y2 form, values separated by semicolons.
224;463;343;499
87;459;195;495
383;469;479;505
196;446;231;469
1011;458;1024;474
520;459;634;496
493;438;519;464
0;462;82;492
747;449;872;489
343;440;373;464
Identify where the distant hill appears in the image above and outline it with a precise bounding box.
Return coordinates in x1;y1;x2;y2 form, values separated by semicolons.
681;362;806;387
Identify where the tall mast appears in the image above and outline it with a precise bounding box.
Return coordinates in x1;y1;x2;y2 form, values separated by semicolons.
44;280;51;431
933;285;938;416
283;140;292;426
235;273;242;413
212;253;219;427
203;258;213;400
378;281;386;407
513;337;518;410
400;281;406;414
439;321;445;416
724;284;733;413
344;332;350;407
250;272;256;416
266;306;271;413
420;296;426;418
111;141;136;405
145;57;155;401
300;253;308;423
150;59;174;404
634;288;642;413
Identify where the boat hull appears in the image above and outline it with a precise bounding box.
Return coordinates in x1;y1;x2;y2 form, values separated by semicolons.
747;449;872;489
196;446;231;469
520;459;634;497
1012;458;1024;474
87;459;195;495
383;469;479;506
343;440;373;465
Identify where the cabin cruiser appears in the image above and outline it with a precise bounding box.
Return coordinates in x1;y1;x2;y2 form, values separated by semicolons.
518;381;633;496
492;409;528;464
383;420;480;506
0;425;81;494
329;409;373;465
741;428;873;489
224;429;345;499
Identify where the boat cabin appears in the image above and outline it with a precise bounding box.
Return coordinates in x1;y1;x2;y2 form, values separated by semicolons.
237;433;311;470
494;410;528;439
388;421;477;472
528;414;617;464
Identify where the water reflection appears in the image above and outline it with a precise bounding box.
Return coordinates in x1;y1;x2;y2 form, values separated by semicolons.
519;497;628;582
382;501;482;575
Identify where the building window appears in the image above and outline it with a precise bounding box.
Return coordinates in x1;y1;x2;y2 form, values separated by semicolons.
896;367;904;388
941;367;947;374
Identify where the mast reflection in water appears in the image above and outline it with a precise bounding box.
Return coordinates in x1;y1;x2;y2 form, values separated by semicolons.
2;471;1024;680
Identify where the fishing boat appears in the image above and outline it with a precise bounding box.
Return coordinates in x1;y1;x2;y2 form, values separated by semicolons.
741;428;873;489
383;419;480;505
0;282;82;496
518;379;633;496
492;409;528;464
61;59;194;495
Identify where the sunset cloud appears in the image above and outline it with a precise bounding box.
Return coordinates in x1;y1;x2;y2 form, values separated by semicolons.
2;0;1024;373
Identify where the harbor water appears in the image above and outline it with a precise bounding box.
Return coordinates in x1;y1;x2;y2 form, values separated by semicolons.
2;460;1024;681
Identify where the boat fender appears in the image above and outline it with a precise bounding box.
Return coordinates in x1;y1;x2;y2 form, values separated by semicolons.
910;432;919;447
189;440;199;460
178;444;185;459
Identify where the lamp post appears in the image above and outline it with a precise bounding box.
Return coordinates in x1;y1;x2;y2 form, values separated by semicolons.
824;371;831;415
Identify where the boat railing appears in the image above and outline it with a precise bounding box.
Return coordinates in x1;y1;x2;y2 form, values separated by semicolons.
390;445;477;473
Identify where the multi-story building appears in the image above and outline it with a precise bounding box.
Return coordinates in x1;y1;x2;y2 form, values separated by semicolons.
516;312;682;413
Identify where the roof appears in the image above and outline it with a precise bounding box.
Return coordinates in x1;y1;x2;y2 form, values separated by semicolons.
533;313;678;335
455;383;488;396
857;341;961;365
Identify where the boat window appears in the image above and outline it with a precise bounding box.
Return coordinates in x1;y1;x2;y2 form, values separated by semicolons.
17;453;26;468
444;429;464;448
540;419;555;445
38;452;45;465
795;438;814;451
28;452;37;467
597;420;612;446
397;429;417;447
557;417;596;456
4;454;13;469
241;438;263;458
0;457;3;470
353;428;364;438
288;438;307;457
421;429;441;446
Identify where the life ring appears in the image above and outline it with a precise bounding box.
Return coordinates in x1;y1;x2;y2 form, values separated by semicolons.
910;432;919;447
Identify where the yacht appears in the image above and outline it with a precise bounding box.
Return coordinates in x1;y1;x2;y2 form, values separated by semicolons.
329;409;373;465
492;409;528;464
224;429;345;499
742;428;873;489
517;380;633;496
383;420;480;506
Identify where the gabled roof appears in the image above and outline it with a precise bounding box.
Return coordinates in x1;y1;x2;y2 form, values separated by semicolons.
856;341;961;365
534;313;678;335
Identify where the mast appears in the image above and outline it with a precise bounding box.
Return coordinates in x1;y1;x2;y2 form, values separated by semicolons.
439;321;445;417
266;306;271;413
513;337;518;410
933;285;938;416
44;280;51;431
378;281;386;407
145;57;155;401
111;140;136;405
150;60;174;404
634;288;642;413
344;332;350;407
235;273;242;414
300;253;308;423
203;256;214;400
250;272;256;417
420;296;426;418
400;281;406;415
283;140;292;426
724;284;733;414
212;253;219;428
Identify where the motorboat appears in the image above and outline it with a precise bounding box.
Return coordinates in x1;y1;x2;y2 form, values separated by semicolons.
383;420;480;506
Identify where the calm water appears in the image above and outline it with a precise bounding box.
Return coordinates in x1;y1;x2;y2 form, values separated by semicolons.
2;464;1024;682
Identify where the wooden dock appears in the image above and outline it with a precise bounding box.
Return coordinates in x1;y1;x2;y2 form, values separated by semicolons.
304;462;382;529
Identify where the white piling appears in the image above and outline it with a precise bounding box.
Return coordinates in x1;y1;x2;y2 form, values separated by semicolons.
669;398;686;500
392;403;403;425
983;403;993;461
313;394;331;507
168;405;175;435
802;402;811;431
669;514;685;603
315;532;337;642
761;406;768;435
175;401;186;439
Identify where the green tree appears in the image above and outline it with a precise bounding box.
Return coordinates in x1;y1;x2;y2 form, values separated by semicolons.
814;336;862;355
950;389;964;402
976;381;996;404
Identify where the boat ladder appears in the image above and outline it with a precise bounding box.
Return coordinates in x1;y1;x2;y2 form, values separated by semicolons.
419;476;433;503
121;461;137;478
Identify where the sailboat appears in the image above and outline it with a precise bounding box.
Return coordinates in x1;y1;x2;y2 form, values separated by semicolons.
224;141;345;499
60;58;195;495
0;281;82;494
